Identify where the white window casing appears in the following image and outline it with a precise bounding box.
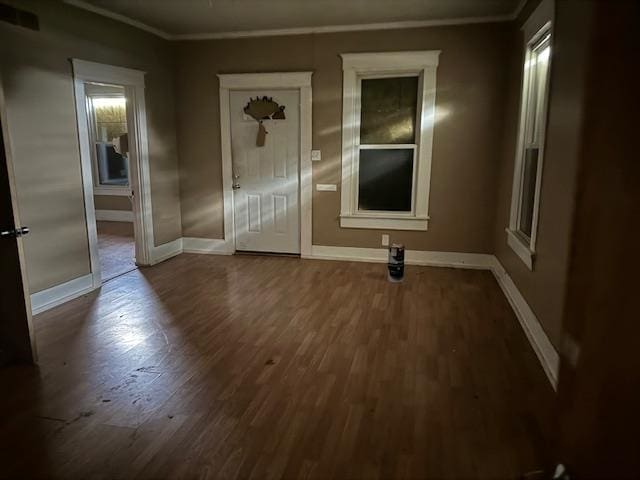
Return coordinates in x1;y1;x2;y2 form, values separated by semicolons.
340;51;440;231
86;93;132;197
506;0;554;269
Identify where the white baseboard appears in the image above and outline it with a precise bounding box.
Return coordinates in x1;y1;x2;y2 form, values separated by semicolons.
183;237;233;255
306;245;386;263
31;273;95;315
95;209;133;222
306;245;494;269
150;238;183;265
149;237;232;265
489;257;560;389
306;244;559;389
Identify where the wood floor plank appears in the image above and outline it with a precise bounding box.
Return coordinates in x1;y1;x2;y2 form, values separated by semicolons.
97;221;136;282
0;254;554;479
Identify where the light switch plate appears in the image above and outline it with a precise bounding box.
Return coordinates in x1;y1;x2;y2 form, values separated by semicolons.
316;184;336;192
311;150;322;161
381;234;390;247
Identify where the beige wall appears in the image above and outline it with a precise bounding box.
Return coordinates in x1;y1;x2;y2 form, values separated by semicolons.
3;0;588;341
493;0;595;349
0;0;181;293
175;23;513;252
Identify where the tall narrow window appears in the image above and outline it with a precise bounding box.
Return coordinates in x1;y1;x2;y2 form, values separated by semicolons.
86;84;131;196
506;6;553;270
340;51;440;231
519;33;550;238
358;76;418;213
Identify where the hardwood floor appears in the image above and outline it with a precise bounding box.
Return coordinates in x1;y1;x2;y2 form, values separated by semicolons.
0;254;555;479
97;221;136;282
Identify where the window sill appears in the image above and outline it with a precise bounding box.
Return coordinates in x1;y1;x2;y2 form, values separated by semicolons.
340;214;429;231
94;186;131;197
505;228;535;270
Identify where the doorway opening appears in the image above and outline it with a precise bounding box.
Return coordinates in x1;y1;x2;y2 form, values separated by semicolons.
72;60;154;290
218;73;313;257
85;83;137;281
230;89;301;254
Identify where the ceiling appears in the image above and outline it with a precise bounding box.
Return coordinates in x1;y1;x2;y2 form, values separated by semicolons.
68;0;523;39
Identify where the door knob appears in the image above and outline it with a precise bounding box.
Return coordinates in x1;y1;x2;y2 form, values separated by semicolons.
1;226;30;238
232;183;241;190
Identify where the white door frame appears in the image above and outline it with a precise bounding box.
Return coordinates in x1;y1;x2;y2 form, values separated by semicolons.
218;72;313;257
72;59;154;288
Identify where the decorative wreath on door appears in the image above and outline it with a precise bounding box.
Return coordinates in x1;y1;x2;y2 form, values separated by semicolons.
244;96;286;147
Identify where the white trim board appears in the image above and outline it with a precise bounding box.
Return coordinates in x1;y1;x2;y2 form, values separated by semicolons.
72;59;155;297
218;72;312;89
93;186;132;197
31;273;95;316
218;72;313;258
305;244;559;389
512;0;529;21
95;209;134;222
506;0;555;270
183;237;234;255
339;51;439;232
489;257;560;389
149;237;233;265
176;16;514;40
63;0;171;39
149;238;183;265
63;0;522;41
306;245;495;270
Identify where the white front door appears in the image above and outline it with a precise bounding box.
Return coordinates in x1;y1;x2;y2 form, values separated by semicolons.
230;90;300;254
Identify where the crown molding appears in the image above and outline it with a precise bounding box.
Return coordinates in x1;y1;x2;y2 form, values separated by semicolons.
512;0;530;21
64;0;523;42
174;15;513;41
62;0;171;40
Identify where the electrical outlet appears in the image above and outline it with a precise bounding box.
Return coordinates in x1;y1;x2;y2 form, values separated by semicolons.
311;150;322;161
381;234;390;247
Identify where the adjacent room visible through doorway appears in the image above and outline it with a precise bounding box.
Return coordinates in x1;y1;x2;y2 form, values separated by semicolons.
96;220;136;281
85;83;137;282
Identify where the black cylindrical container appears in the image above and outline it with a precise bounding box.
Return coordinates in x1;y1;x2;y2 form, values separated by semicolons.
388;244;405;282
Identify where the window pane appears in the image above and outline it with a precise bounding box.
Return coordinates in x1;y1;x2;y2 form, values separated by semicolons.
358;148;413;212
96;143;129;186
93;97;127;142
518;148;539;237
532;42;550;141
91;95;129;187
524;36;551;146
360;77;418;145
523;59;538;145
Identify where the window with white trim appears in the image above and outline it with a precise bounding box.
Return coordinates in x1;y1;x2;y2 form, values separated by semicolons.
340;51;440;231
86;86;131;196
507;0;553;270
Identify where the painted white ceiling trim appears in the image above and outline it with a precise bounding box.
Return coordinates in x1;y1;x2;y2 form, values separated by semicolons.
176;15;514;41
63;0;527;42
64;0;171;39
512;0;529;20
